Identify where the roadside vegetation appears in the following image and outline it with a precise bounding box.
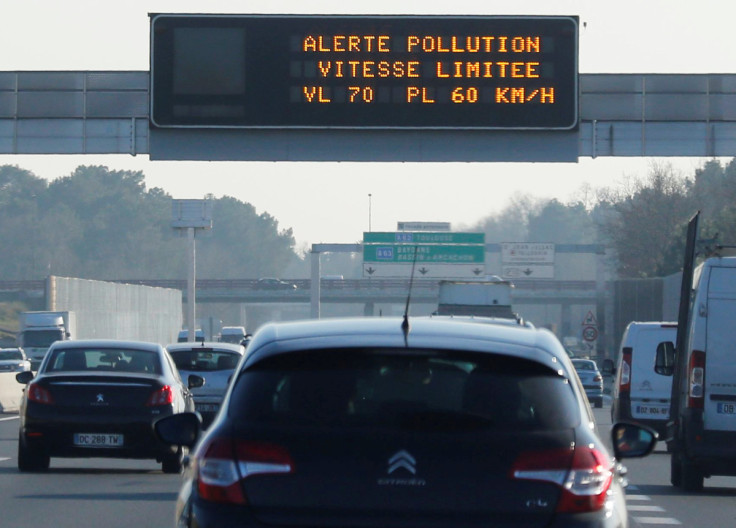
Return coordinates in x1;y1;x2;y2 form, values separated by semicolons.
0;165;298;280
0;159;733;282
472;158;736;278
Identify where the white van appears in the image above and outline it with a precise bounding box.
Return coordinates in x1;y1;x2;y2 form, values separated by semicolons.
177;329;205;343
670;256;736;490
219;326;247;344
611;322;677;441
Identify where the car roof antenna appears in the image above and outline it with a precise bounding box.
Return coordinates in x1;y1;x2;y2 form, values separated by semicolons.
401;245;419;346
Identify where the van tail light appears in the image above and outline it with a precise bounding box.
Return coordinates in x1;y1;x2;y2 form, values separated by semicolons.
619;347;632;393
511;445;613;513
687;350;706;410
195;437;294;505
146;385;175;406
27;382;54;404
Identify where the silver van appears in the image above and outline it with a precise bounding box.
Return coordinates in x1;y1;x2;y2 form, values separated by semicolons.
670;256;736;490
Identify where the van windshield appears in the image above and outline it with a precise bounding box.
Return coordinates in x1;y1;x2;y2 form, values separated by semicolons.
22;330;64;348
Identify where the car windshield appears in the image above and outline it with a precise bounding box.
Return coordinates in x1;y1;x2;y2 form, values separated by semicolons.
0;350;23;360
44;348;162;374
229;348;579;431
572;360;597;371
170;349;240;372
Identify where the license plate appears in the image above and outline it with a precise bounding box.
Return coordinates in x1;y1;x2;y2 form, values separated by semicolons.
73;433;124;447
717;402;736;414
196;403;219;413
635;405;669;417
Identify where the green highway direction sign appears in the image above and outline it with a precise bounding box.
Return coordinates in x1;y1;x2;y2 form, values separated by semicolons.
362;232;486;278
363;244;484;263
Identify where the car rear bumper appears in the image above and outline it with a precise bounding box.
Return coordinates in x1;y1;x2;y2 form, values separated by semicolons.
180;485;627;528
583;386;604;402
683;429;736;475
21;405;177;459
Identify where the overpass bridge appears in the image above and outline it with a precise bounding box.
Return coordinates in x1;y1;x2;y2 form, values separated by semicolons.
112;278;599;305
0;278;598;305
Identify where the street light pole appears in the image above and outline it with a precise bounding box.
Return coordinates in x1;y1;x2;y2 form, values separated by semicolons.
368;193;372;232
187;227;196;343
172;200;212;342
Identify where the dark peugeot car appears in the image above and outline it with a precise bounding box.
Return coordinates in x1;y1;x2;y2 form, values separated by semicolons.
17;339;203;473
156;317;656;527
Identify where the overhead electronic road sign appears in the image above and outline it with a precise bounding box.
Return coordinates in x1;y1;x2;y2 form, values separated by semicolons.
150;14;579;130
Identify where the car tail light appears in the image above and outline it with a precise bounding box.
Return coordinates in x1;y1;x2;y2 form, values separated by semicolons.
687;350;706;409
27;382;54;404
195;436;294;505
618;347;632;393
511;445;613;513
593;374;602;383
146;385;175;406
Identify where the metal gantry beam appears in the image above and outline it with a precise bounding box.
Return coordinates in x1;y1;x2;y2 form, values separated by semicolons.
1;72;736;159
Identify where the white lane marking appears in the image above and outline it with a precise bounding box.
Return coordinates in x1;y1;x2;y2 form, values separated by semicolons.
0;457;10;462
627;494;652;501
627;490;682;525
629;505;666;512
0;416;19;422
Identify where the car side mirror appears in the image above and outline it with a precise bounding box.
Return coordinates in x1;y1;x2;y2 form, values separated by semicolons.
188;374;205;389
154;412;202;449
611;422;658;459
16;370;34;384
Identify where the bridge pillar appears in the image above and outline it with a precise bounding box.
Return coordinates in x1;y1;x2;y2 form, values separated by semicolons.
364;302;375;316
310;250;321;319
560;302;573;337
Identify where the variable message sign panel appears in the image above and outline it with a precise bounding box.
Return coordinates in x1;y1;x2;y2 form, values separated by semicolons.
150;14;578;130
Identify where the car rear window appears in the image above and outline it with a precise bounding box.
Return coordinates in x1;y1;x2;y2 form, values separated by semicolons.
572;360;597;371
45;347;162;374
170;349;241;372
228;348;579;431
0;349;24;360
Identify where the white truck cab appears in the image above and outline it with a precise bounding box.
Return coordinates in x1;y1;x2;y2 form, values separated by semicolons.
219;326;247;344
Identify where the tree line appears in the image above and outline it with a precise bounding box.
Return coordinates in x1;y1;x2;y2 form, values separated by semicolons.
472;158;736;279
0;165;298;280
0;159;733;282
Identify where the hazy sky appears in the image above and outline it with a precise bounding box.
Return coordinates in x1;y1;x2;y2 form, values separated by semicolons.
0;1;733;249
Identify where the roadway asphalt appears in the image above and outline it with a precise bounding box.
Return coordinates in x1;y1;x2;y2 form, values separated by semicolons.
2;401;736;528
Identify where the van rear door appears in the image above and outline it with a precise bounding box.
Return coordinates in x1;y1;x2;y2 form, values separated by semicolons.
704;265;736;431
629;325;676;421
